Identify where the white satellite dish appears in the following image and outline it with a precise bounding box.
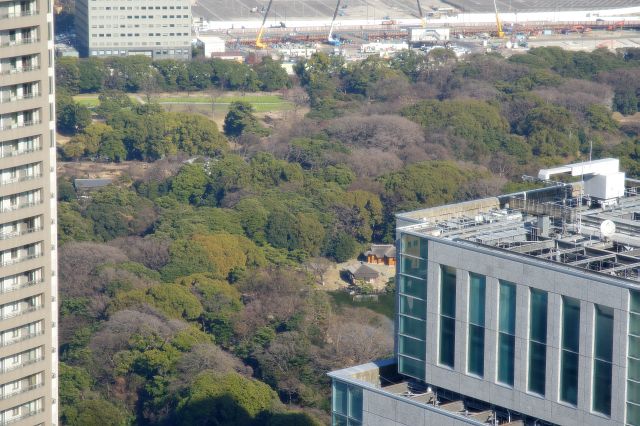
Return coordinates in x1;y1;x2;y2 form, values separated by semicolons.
600;220;616;237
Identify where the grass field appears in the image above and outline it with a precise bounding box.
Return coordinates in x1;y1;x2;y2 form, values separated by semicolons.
73;93;294;113
329;291;395;320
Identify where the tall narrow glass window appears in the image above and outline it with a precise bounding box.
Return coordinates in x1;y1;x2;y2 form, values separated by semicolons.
332;381;363;426
593;304;613;416
560;296;580;405
498;281;516;386
439;265;456;368
468;273;485;377
528;289;547;396
397;233;427;380
628;291;640;425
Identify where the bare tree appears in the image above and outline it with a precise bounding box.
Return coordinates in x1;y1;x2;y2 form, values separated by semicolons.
108;236;171;271
304;257;332;286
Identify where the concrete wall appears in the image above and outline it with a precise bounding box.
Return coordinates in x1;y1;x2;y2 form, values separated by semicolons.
409;234;629;426
362;386;481;426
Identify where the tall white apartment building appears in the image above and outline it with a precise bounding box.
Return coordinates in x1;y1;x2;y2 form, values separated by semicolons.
0;0;58;423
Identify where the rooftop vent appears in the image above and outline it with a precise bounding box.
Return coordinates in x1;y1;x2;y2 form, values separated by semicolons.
538;158;625;202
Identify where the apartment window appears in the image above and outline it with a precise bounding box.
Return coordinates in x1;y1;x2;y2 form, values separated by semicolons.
628;291;640;425
560;296;580;405
468;273;485;377
332;381;362;426
497;281;516;386
593;305;613;416
528;288;547;396
439;265;456;368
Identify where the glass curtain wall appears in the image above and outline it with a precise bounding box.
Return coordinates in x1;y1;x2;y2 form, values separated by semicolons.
398;234;427;380
560;296;580;405
439;265;456;368
528;289;547;396
628;291;640;425
497;281;516;386
468;273;486;377
332;380;363;426
593;305;613;416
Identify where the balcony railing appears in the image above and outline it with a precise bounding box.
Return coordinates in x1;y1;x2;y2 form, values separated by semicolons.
0;38;39;48
0;253;42;267
0;120;40;131
0;329;44;347
0;304;44;321
0;174;42;186
0;279;43;295
0;9;38;20
0;146;41;159
0;92;40;104
0;382;43;400
0;227;43;241
0;355;43;374
0;65;39;76
0;200;42;213
1;408;44;425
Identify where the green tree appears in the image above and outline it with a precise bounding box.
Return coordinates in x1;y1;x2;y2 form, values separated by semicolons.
326;233;357;262
255;57;291;91
165;113;228;156
171;164;210;204
176;371;279;426
63;399;129;426
56;57;80;94
78;58;107;92
223;101;266;137
56;92;92;134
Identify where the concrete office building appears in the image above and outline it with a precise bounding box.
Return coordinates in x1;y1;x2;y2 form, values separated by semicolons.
330;158;640;426
0;0;59;422
76;0;191;59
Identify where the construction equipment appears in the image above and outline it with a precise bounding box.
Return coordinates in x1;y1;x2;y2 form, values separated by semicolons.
255;0;274;49
492;0;504;38
327;0;342;46
416;0;426;27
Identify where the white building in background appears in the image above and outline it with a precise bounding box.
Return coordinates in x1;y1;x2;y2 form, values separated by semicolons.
76;0;192;59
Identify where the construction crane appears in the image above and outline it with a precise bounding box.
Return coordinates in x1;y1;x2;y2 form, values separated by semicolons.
327;0;342;46
492;0;504;38
416;0;426;28
255;0;274;49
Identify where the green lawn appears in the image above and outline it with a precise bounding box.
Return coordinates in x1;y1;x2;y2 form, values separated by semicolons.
73;93;293;113
328;291;395;320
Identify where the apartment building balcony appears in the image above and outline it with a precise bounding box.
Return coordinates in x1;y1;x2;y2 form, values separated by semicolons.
0;226;42;241
0;93;41;115
0;9;38;20
0;253;41;268
0;330;44;349
0;16;40;33
0;408;44;425
0;203;44;227
0;173;41;187
0;65;39;77
0;146;40;160
0;279;43;296
0;119;40;132
0;120;43;141
0;355;43;375
0;304;43;321
0;38;39;49
0;382;43;401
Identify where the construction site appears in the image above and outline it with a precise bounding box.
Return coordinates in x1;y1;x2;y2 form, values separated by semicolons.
193;0;640;61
